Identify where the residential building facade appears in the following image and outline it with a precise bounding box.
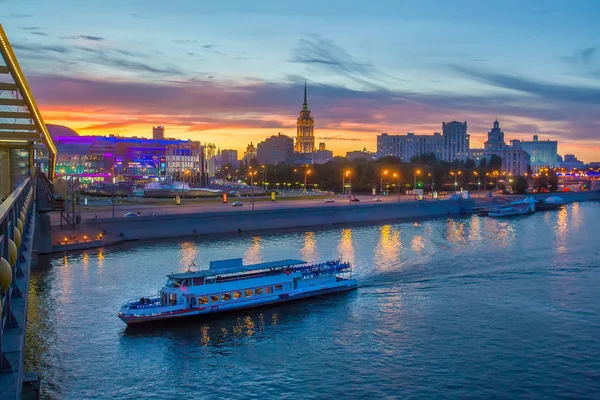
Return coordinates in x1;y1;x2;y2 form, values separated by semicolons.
377;132;443;161
442;121;470;161
518;135;558;172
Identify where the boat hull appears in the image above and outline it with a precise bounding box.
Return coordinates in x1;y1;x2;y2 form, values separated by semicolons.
119;281;357;326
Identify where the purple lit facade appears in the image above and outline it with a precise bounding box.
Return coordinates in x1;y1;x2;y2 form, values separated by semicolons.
54;135;200;182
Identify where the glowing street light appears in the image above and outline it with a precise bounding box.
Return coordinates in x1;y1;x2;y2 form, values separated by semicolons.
342;170;351;195
381;169;389;195
393;172;400;202
414;169;421;190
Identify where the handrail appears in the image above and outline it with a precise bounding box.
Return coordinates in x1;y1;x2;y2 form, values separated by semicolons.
0;176;31;223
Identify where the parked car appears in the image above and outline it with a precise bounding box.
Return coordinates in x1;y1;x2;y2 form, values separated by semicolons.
123;212;139;217
350;197;360;202
324;198;335;203
231;201;243;207
373;196;382;202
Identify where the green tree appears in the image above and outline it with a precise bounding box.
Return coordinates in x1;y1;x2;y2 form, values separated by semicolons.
489;154;503;170
511;176;528;194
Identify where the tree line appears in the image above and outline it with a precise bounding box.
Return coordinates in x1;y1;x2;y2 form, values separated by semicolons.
214;153;557;194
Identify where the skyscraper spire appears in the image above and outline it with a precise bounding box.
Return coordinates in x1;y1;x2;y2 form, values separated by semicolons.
302;80;309;110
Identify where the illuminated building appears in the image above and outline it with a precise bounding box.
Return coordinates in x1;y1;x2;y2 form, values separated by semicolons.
49;125;204;182
517;135;558;172
257;133;294;165
442;121;470;161
243;142;257;163
559;154;584;170
377;132;443;161
295;81;315;153
312;142;333;164
470;120;530;176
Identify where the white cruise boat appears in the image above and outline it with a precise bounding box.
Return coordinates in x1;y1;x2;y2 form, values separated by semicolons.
118;258;357;325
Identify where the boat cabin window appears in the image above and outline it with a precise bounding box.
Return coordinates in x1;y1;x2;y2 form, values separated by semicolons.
233;291;242;299
222;293;232;301
244;289;253;297
198;296;209;304
193;277;204;286
274;284;283;292
210;295;220;303
255;287;263;295
169;293;178;306
265;286;273;294
166;279;183;288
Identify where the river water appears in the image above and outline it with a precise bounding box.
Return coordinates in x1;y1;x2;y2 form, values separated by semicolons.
26;202;600;399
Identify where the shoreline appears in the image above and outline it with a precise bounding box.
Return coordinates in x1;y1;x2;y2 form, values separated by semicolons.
40;191;600;254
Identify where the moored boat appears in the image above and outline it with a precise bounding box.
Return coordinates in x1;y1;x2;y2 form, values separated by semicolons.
118;258;357;325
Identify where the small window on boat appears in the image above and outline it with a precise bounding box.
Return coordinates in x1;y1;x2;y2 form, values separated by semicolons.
265;286;273;294
169;293;178;305
222;293;232;301
233;291;242;299
274;284;283;292
244;289;253;297
193;277;204;286
198;296;208;304
255;287;263;295
210;295;220;303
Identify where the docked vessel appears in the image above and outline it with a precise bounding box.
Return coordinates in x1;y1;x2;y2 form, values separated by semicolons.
118;258;357;325
487;196;536;218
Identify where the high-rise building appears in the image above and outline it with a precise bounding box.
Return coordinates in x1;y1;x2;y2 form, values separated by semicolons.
153;126;165;140
470;120;530;176
559;154;584;170
295;81;315;153
220;149;239;168
518;135;558;172
442;121;470;161
318;142;326;151
377;132;442;161
257;133;294;165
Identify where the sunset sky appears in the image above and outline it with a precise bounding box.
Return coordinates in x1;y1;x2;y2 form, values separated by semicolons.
3;0;600;161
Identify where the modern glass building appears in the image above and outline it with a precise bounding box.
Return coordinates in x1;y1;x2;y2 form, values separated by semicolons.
517;135;558;172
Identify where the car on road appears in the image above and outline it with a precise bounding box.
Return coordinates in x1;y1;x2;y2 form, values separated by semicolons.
325;198;335;203
123;212;139;217
231;201;243;207
373;196;382;202
350;197;360;202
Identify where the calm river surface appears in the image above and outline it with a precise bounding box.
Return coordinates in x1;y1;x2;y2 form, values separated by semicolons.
26;202;600;399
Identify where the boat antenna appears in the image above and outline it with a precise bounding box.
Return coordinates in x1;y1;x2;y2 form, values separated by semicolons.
186;261;197;272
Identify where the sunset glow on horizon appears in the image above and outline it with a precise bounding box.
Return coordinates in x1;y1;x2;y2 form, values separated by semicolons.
4;0;599;161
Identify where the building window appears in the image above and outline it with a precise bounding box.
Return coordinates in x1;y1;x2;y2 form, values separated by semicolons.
233;291;242;299
244;289;253;297
199;296;209;304
222;293;232;301
274;284;283;292
255;287;263;295
265;286;273;294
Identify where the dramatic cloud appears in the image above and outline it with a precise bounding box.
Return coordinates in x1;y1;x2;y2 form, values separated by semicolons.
64;35;105;41
13;41;182;76
452;66;600;105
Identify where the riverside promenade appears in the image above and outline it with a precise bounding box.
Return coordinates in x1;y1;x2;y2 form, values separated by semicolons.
40;191;600;254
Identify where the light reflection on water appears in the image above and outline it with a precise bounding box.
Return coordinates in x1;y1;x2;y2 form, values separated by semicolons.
26;202;600;399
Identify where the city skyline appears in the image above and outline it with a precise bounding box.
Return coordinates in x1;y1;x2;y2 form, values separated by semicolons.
3;1;600;161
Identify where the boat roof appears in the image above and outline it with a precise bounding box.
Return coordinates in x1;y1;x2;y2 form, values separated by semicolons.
167;258;306;279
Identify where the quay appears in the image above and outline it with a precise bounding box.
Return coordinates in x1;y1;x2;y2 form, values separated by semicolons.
41;190;600;254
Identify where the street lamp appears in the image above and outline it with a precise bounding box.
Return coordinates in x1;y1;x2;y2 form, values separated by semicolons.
381;169;389;195
414;169;421;191
304;169;311;193
393;172;400;202
450;170;462;193
249;170;258;210
343;170;351;195
428;173;433;194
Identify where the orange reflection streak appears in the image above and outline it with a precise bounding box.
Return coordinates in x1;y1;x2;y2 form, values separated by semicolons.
300;231;319;262
411;235;425;253
337;228;355;265
244;236;263;265
373;225;401;271
555;206;569;254
179;241;199;270
97;249;104;274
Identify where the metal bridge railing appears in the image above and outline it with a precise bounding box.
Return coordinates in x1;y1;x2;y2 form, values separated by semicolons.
0;175;34;396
